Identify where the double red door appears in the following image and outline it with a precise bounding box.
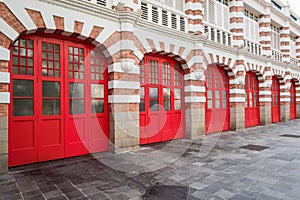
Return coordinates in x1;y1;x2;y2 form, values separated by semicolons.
290;80;296;120
9;35;108;166
271;76;280;123
245;72;260;127
139;55;185;145
205;65;230;134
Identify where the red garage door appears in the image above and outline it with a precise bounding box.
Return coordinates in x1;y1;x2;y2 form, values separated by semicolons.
140;55;185;145
271;76;280;123
245;72;260;127
290;80;296;120
205;65;230;134
9;35;109;166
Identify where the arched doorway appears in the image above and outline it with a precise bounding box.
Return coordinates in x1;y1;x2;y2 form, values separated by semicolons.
271;76;280;123
9;34;109;166
290;80;296;120
139;54;185;145
245;72;260;127
205;65;230;134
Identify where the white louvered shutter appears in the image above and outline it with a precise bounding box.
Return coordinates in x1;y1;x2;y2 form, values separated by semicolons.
223;5;229;30
216;2;223;27
175;0;183;12
208;0;215;24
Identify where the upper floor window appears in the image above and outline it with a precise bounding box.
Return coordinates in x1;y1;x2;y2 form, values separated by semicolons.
244;9;258;22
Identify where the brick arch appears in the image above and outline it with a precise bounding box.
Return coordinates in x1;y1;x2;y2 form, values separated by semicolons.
132;37;200;70
202;52;236;79
0;4;114;63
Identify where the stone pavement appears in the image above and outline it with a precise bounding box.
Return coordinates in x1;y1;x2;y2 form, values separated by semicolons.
1;120;300;200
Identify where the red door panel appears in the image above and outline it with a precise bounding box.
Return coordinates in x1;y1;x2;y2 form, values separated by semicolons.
9;119;37;166
139;55;185;145
271;76;280;123
290;80;296;120
88;117;109;152
205;65;230;134
245;72;260;127
9;36;109;167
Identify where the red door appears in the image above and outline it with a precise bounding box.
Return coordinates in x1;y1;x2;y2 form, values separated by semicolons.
290;80;296;120
271;76;280;123
245;72;260;127
140;55;185;145
205;65;230;134
9;35;108;166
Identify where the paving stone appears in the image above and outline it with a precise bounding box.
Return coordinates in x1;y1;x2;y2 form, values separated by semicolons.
1;121;300;199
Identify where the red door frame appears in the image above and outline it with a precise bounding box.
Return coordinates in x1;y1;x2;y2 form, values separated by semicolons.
9;34;109;166
140;54;185;145
245;72;260;127
271;76;280;123
205;65;230;134
290;80;296;120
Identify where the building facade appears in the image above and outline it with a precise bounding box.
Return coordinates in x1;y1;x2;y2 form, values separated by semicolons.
0;0;300;173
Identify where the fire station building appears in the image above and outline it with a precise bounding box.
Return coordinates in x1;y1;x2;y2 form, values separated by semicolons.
0;0;300;173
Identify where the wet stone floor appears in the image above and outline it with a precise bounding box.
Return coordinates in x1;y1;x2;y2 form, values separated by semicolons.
1;120;300;200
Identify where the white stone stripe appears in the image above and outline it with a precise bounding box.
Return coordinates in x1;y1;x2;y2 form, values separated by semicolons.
0;47;10;61
108;81;139;89
184;2;202;10
0;92;10;103
0;72;10;83
185;96;206;103
0;18;18;40
108;59;140;74
280;92;291;96
185;86;205;93
108;95;140;103
280;98;290;102
259;91;272;95
280;30;290;34
229;97;245;102
229;89;245;94
297;98;300;101
259;27;271;32
260;98;272;102
259;18;271;23
184;71;205;81
260;36;271;41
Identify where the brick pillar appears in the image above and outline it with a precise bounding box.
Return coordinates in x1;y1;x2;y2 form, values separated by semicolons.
295;36;300;67
229;0;244;48
185;0;204;35
280;25;290;64
185;67;205;139
280;71;291;121
230;59;245;131
259;63;272;125
0;56;10;174
109;13;140;153
258;11;272;57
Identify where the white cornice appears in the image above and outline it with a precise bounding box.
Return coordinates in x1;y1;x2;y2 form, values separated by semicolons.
38;0;120;22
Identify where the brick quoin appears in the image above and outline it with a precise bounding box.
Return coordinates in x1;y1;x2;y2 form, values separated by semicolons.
0;33;11;49
89;25;104;39
26;9;46;29
74;21;84;35
53;15;64;30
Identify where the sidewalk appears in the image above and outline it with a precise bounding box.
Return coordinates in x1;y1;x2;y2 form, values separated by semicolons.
1;120;300;200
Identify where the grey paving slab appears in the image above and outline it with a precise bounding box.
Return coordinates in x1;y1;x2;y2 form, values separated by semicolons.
1;120;300;199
